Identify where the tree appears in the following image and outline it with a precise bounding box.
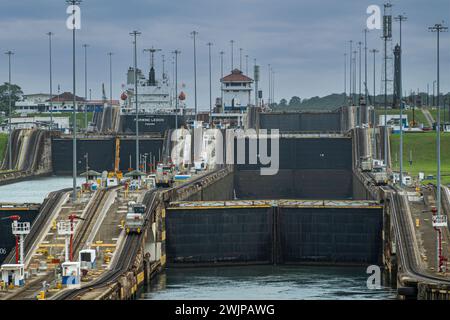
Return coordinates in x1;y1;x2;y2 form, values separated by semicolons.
288;96;301;108
0;82;23;115
278;98;288;108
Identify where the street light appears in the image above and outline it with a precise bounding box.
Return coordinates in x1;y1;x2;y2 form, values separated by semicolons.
66;0;82;202
82;44;89;130
230;40;234;70
371;48;379;158
429;22;448;273
46;32;54;130
191;31;198;122
130;30;141;170
107;52;113;107
207;42;213;123
172;50;180;129
219;51;224;109
429;23;448;217
395;14;407;187
5;50;14;170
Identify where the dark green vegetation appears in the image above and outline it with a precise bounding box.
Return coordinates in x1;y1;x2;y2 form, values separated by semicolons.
0;83;23;115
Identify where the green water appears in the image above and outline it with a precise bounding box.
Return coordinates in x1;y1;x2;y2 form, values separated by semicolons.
142;265;397;300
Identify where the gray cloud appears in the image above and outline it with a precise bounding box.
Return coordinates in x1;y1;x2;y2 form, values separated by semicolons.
0;0;448;110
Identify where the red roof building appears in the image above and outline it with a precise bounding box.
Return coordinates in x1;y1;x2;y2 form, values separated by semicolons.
220;69;253;112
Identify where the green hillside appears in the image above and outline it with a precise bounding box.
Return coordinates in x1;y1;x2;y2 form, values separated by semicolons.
390;132;450;185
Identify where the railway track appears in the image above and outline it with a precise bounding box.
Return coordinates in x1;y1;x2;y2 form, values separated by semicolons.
4;188;71;264
383;185;450;286
55;190;158;300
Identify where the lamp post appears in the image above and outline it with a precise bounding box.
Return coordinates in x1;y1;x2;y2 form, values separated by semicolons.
371;49;379;158
207;42;213;123
172;50;180;129
82;44;89;129
130;30;141;170
429;22;448;273
191;31;198;122
46;32;54;130
220;51;224;109
5;50;14;170
66;0;82;202
107;52;113;107
395;14;407;187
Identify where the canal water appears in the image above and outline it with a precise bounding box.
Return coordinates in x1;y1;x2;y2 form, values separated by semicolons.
0;176;84;203
142;265;396;300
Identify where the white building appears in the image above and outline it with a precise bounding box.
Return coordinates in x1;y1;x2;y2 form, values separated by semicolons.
221;69;253;112
15;93;51;114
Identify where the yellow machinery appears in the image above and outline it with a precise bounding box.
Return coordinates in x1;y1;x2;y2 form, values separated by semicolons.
108;136;123;180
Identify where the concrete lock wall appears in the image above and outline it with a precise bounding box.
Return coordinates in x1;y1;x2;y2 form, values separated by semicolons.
51;138;163;175
258;112;342;132
234;137;354;199
165;207;273;265
166;206;382;266
278;207;382;264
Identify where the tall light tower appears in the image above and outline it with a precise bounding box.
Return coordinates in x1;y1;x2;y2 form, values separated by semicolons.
82;44;89;129
220;51;224;109
344;53;347;105
207;42;213;122
395;14;407;187
191;31;198;121
130;30;141;170
172;50;180;129
5;50;14;171
107;52;113;107
382;3;392;167
268;64;271;106
429;23;448;225
230;40;235;70
245;54;249;75
371;49;379;158
358;41;362;126
66;0;82;202
364;28;369;123
239;48;243;71
47;32;54;130
349;40;353;105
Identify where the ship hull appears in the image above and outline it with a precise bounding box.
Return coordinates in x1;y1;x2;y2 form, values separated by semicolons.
119;114;188;134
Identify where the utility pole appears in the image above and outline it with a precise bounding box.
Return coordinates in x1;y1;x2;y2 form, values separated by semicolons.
268;64;271;107
47;32;54;130
382;3;392;167
108;52;113;107
349;40;353;105
364;28;369;123
245;54;249;75
191;31;198;121
395;14;407;187
433;80;437;106
172;50;180;129
130;30;141;170
230;40;234;70
220;51;224;109
358;41;362;126
66;0;82;202
5;50;14;171
344;53;347;105
207;42;213;122
82;44;89;129
371;49;379;158
239;48;243;71
429;22;448;273
429;23;448;216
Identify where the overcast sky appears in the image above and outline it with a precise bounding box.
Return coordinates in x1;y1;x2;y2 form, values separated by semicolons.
0;0;448;110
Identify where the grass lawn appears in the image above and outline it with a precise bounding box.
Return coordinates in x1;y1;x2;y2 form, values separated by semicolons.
28;112;94;129
427;107;450;124
390;132;450;185
375;108;428;127
0;133;7;164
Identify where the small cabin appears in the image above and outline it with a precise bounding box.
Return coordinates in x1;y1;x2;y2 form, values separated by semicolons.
1;264;25;287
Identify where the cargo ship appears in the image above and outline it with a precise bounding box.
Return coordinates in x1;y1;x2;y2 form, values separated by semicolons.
119;50;191;134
